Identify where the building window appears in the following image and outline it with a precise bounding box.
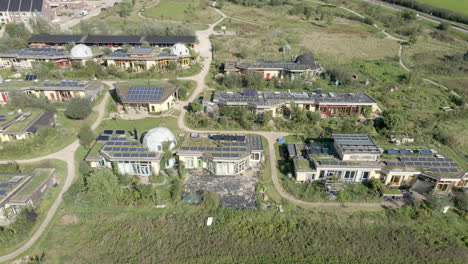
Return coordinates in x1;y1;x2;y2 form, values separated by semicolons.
185;157;194;168
250;152;261;161
361;171;370;182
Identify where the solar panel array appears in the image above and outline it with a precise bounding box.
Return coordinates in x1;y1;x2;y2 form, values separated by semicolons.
7;48;66;57
400;157;454;162
213;153;240;158
113;153;156;158
179;146;248;152
223;142;247;147
96;135;109;141
106;141;138;146
429;168;458;173
0;190;6;196
44;81;86;87
417;150;432;155
0;182;11;188
0;115;6;122
126;86;164;100
319;160;348;166
103;147;145;152
107;51;128;57
210;135;246;142
24;75;38;81
110;137;127;141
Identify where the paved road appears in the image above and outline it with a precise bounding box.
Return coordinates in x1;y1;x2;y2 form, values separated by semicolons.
59;0;121;31
0;90;110;263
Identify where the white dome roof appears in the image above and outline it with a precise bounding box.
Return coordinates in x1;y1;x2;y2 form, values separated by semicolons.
170;43;190;56
143;127;177;153
70;44;93;59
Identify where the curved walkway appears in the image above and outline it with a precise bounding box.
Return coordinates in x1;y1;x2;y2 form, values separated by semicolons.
0;91;110;263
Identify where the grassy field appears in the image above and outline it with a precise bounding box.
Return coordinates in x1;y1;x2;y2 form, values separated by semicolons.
143;0;220;26
418;0;468;15
21;203;468;263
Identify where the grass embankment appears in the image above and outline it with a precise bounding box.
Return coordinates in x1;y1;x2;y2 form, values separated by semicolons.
24;204;468;263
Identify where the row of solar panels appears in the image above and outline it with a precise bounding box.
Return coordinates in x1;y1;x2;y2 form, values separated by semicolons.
103;130;126;135
428;167;459;173
0;182;12;188
106;141;138;146
0;118;6;122
112;153;156;158
319;160;348;166
386;161;459;168
210;135;246;142
179;146;247;152
24;75;38;81
43;82;86;87
97;135;127;141
387;149;433;156
223;142;247;147
212;153;240;158
103;147;145;152
400;156;453;162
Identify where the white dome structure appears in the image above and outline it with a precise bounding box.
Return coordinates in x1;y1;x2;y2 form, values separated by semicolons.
143;127;177;153
170;43;190;56
70;44;93;59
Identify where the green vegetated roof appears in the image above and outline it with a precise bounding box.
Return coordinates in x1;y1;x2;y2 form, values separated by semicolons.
295;159;313;171
3;110;42;133
11;169;54;202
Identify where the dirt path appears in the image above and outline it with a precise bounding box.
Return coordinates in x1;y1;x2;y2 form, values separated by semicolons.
0;89;111;263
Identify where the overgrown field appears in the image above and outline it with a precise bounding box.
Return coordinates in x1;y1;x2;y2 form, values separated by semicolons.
27;206;468;263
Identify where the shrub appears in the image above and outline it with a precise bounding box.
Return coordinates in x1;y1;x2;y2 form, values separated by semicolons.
65;97;92;120
171;178;183;202
78;126;95;148
189;101;202;112
202;191;219;210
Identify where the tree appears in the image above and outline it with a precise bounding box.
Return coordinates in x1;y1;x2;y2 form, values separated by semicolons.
79;161;92;176
5;23;31;39
437;22;450;31
86;169;123;204
29;17;58;34
401;10;417;20
178;86;188;100
262;111;273;126
65;42;75;52
202;191;219;210
78;126;95;148
65;97;92;120
178;161;186;178
454;193;468;215
168;61;178;71
171;178;183;202
189;101;202;112
383;110;404;132
425;194;452;212
117;1;133;17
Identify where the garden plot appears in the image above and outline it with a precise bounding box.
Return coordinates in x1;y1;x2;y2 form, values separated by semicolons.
182;169;258;209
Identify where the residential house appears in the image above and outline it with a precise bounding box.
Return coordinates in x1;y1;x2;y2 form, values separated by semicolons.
212;89;380;118
177;134;263;176
114;83;178;113
0;110;55;142
0;168;56;225
0;80;104;104
224;53;322;80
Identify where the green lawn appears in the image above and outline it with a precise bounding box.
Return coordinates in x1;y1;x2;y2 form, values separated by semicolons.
418;0;468;15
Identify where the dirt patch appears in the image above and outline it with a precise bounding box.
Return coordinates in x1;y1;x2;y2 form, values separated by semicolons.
58;214;79;226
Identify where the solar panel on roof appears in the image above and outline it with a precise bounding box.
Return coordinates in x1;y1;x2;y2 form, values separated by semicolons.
113;153;123;157
0;182;11;188
97;135;109;141
139;153;148;158
103;130;113;135
387;150;399;155
0;190;6;196
418;150;432;155
448;168;458;173
103;147;113;151
126;86;164;101
147;153;156;157
115;130;125;135
180;146;189;151
122;153;131;157
130;153;139;157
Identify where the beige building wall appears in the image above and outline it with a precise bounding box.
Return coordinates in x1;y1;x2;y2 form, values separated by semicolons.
382;171;419;186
